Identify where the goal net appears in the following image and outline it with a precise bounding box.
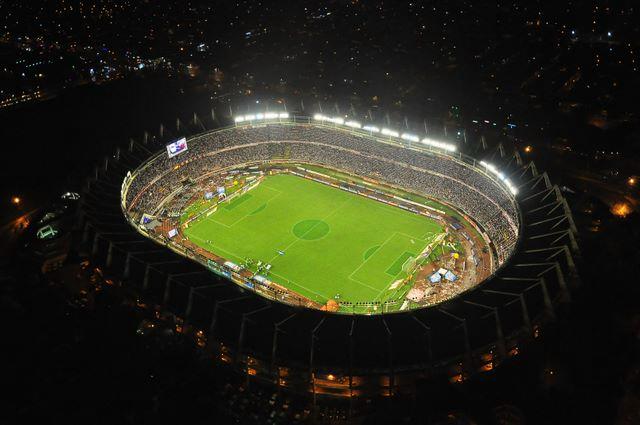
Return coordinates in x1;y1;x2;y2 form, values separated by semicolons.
401;256;417;274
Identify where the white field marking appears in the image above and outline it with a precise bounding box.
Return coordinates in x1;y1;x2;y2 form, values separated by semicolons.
347;232;398;280
346;270;405;304
347;274;389;294
189;232;327;300
291;236;423;304
421;231;436;240
265;175;435;301
202;185;282;228
190;233;328;302
265;196;353;265
372;237;431;303
187;233;245;264
348;230;426;282
268;271;327;301
397;231;428;244
272;193;398;300
372;274;407;303
196;181;351;302
367;201;442;238
373;200;440;224
261;196;380;300
191;176;434;305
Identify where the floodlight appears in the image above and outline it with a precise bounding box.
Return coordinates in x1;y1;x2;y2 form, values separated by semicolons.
362;125;380;133
401;133;420;142
381;128;399;138
345;120;361;129
422;138;457;152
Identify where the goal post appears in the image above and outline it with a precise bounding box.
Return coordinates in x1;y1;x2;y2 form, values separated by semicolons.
401;255;417;274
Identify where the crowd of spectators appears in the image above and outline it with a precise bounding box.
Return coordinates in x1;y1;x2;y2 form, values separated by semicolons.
123;123;520;262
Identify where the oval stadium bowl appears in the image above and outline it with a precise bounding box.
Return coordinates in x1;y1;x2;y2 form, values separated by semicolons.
82;114;580;396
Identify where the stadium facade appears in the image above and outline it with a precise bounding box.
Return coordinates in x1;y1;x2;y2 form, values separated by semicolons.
80;114;580;397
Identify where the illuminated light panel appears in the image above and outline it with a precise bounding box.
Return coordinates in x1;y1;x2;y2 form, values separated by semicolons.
381;128;399;138
400;133;420;142
344;120;362;129
421;137;457;152
240;112;460;157
313;114;344;124
235;112;289;123
479;161;518;195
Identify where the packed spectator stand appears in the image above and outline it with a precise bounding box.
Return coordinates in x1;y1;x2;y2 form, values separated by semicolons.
81;114;580;399
123;122;520;265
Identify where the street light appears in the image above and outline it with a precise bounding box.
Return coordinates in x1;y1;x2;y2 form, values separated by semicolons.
628;177;636;186
12;196;21;205
524;145;533;153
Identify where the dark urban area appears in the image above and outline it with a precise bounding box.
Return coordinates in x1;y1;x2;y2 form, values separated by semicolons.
2;1;640;424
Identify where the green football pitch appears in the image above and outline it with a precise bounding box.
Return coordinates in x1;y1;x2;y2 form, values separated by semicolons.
183;173;443;307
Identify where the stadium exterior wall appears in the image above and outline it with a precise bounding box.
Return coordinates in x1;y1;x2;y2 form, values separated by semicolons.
80;115;580;396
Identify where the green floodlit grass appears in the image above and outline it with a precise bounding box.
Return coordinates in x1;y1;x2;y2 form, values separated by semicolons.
183;173;443;307
179;184;243;224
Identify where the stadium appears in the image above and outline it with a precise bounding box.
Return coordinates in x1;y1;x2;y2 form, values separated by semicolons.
81;111;579;397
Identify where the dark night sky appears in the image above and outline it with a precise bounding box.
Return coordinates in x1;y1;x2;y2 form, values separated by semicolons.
2;2;640;424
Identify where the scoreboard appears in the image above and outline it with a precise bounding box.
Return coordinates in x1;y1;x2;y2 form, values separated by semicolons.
166;137;188;158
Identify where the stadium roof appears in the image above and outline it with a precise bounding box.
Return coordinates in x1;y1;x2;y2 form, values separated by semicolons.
80;117;580;383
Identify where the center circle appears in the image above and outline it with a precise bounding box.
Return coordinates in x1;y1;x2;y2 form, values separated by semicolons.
292;219;330;240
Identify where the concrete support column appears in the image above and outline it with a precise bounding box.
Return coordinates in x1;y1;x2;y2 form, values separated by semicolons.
106;242;114;268
539;277;556;320
555;262;571;302
185;287;196;322
82;222;90;244
494;309;506;358
520;294;533;336
91;233;100;257
236;316;247;363
209;302;220;340
271;326;280;375
123;253;132;279
143;264;152;290
162;275;173;304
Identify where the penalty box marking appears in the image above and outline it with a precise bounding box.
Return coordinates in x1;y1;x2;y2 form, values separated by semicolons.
348;232;426;282
348;231;429;302
188;232;328;302
203;185;282;228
